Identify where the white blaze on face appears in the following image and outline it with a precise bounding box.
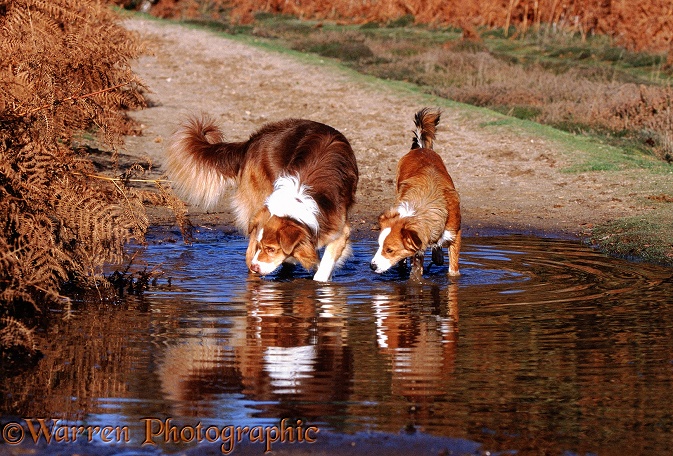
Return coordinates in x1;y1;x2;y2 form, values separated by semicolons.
250;248;280;275
371;227;393;273
250;227;281;275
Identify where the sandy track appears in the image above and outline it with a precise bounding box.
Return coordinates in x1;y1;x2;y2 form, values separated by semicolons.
122;17;657;239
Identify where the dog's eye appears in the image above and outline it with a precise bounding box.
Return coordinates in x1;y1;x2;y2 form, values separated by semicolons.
385;247;394;254
266;246;276;254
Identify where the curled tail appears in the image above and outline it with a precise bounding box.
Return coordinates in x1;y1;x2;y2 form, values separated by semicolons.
166;114;245;209
411;107;441;150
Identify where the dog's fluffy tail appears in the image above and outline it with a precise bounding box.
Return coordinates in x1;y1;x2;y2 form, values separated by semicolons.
166;114;246;210
411;107;441;150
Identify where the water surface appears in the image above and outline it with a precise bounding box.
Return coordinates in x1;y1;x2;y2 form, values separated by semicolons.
2;228;673;455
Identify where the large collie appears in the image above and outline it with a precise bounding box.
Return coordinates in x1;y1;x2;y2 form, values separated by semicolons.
166;115;359;282
370;108;461;279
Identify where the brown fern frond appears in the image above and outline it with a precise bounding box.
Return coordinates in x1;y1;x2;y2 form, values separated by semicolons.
0;0;151;339
152;181;193;242
25;0;87;23
18;81;134;118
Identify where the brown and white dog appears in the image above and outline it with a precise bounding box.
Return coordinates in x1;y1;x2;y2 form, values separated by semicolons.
166;115;358;282
370;108;461;278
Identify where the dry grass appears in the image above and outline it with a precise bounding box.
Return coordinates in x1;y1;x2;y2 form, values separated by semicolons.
364;45;673;161
126;1;673;160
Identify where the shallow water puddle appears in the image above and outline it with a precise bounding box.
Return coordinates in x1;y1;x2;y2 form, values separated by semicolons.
2;228;673;455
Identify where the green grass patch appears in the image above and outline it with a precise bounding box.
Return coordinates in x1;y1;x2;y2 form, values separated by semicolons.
386;14;415;28
552;126;670;172
181;18;253;35
590;215;673;267
560;142;662;173
475;113;671;173
296;40;374;61
491;105;543;121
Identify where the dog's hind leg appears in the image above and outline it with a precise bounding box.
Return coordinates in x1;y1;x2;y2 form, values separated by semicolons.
443;189;461;277
313;223;351;282
448;228;461;277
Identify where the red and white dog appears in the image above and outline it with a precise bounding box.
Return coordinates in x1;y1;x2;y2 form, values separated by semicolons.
166;115;359;282
370;108;461;278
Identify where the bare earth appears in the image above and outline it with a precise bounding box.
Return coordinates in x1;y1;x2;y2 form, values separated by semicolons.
121;17;665;241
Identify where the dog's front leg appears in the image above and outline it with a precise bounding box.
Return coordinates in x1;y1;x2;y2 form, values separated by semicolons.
313;223;351;282
431;245;444;266
409;251;424;282
245;231;259;272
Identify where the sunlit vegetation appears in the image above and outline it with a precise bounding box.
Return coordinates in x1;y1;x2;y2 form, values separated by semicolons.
123;0;673;163
0;0;185;353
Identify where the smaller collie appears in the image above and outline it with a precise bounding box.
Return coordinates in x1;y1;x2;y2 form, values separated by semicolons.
370;108;461;278
166;115;358;282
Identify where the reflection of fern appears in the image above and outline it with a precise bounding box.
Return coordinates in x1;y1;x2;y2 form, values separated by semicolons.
0;317;36;352
0;0;167;352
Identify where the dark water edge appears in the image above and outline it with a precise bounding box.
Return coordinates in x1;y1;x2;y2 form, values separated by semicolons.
2;226;673;456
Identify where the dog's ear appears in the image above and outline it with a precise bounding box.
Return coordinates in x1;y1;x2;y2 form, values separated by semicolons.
293;242;319;271
249;207;270;235
401;226;423;251
277;220;318;270
278;220;306;254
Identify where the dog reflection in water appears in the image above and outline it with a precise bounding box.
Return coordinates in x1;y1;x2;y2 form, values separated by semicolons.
371;282;458;408
157;279;459;425
157;281;349;417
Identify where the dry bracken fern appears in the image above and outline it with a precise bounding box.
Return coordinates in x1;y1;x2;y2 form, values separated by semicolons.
0;0;167;352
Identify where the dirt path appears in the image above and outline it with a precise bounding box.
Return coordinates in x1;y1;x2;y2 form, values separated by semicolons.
121;17;659;240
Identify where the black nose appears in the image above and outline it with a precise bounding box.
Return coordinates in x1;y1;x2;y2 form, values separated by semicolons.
369;261;377;271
